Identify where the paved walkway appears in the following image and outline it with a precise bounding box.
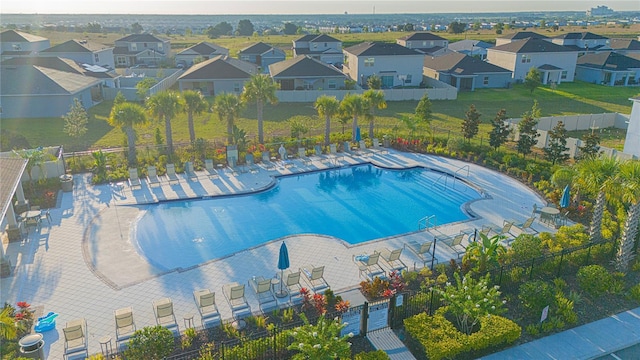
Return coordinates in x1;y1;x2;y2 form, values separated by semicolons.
480;307;640;360
1;149;551;358
368;328;417;360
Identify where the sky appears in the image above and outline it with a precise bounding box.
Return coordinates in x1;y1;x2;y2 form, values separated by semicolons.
1;0;638;15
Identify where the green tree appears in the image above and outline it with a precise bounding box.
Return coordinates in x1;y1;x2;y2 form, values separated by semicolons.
489;108;510;150
414;93;433;134
463;233;507;273
108;102;147;165
494;22;504;34
613;160;640;273
524;67;542;94
363;89;387;139
287;314;352;360
366;74;382;90
516;101;541;157
404;23;414;32
289;115;311;139
146;91;183;156
13;147;48;193
472;21;482;30
62;98;89;140
237;19;255;36
0;306;18;340
447;21;467;34
206;22;233;38
283;22;298;35
182;90;208;143
135;78;158;101
339;93;368;142
578;132;601;160
131;22;144;34
461;104;481;143
113;91;126;106
544;121;570;165
241;74;279;144
315;95;340;146
213;92;243;145
125;326;174;360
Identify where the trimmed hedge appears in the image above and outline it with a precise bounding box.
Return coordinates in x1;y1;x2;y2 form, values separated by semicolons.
404;307;521;360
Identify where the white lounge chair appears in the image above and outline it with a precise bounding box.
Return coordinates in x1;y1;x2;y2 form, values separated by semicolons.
372;138;388;154
483;221;517;244
405;240;438;267
375;247;407;271
261;151;275;170
193;289;221;328
283;270;303;304
300;265;329;293
185;161;198;181
329;143;341;162
358;140;372;156
204;159;218;179
128;168;142;189
245;153;259;173
513;216;539;234
63;318;88;359
249;276;278;313
353;252;385;279
165;164;180;184
147;166;160;187
343;141;357;157
440;232;468;259
222;282;252;320
153;297;179;333
114;307;136;347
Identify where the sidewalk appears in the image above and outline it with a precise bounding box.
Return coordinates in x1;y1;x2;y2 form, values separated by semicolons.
480;307;640;359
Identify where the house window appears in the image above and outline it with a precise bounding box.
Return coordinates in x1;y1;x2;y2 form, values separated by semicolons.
94;54;99;62
324;42;327;47
422;41;427;46
430;41;434;47
521;55;531;63
116;56;127;66
234;82;241;93
158;43;163;50
144;43;148;48
12;44;21;50
328;79;336;89
483;76;489;85
313;43;318;49
131;43;137;51
561;71;568;80
404;74;412;84
364;57;374;67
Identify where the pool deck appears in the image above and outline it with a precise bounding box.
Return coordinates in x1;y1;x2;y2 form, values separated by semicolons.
1;149;554;358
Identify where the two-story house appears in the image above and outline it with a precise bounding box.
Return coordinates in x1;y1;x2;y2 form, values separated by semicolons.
343;42;424;88
269;55;347;90
175;41;229;68
40;39;115;69
292;34;343;65
487;38;578;85
0;30;50;60
113;34;171;68
396;32;449;56
550;32;610;54
238;42;285;74
177;55;258;96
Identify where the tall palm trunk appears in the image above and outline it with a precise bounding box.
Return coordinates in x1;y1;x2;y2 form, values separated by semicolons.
125;126;137;165
226;117;234;145
369;118;375;140
351;115;358;142
589;190;606;243
615;202;639;272
164;114;173;155
257;100;264;144
324;114;331;146
187;112;195;143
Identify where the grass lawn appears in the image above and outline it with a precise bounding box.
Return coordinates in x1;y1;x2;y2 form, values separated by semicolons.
1;82;635;151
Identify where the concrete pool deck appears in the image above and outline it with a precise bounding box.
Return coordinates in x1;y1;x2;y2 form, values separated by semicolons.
1;149;553;358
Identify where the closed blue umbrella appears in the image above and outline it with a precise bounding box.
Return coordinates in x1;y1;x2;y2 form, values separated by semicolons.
355;127;361;142
560;185;570;208
277;242;289;296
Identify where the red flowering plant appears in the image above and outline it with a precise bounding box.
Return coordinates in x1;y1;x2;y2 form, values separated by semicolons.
16;301;33;321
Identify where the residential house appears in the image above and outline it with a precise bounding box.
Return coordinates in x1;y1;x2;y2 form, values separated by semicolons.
608;39;640;56
396;32;449;55
423;52;512;91
238;42;285;73
487;38;578;84
40;39;115;69
447;40;493;60
292;34;343;65
550;32;610;54
624;96;640;157
177;55;258;95
0;59;101;118
269;55;347;90
575;52;640;86
495;31;549;46
175;41;229;67
113;34;171;68
0;30;50;60
343;42;425;88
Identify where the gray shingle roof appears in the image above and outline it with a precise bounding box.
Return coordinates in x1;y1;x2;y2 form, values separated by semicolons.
448;40;493;52
397;32;446;41
269;56;345;78
490;38;574;53
498;31;549;40
239;42;276;55
577;51;640;70
538;64;562;70
423;52;511;75
178;42;228;56
553;32;608;40
609;39;640;51
0;157;28;225
0;29;48;42
116;33;169;43
309;34;340;43
1;56;85;74
1;65;100;95
178;55;257;80
344;42;423;56
41;39;112;53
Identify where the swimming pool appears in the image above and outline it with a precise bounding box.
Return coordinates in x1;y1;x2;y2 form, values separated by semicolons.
133;164;481;270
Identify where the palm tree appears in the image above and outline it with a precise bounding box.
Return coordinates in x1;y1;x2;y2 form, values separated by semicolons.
0;306;18;340
613;160;640;272
339;93;368;142
182;90;208;143
241;74;278;144
213;93;243;145
108;102;147;165
363;89;387;139
575;156;620;243
146;91;183;155
314;95;340;146
463;233;506;274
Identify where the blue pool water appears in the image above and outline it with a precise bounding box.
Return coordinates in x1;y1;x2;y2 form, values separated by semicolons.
133;164;481;270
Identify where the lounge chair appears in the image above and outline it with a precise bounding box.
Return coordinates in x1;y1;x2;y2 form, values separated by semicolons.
165;164;180;184
222;282;252;320
375;247;407;271
329;143;341;162
262;151;275;170
249;276;278;313
63;318;88;359
114;307;136;346
204;159;219;179
283;270;303;304
405;240;438;267
153;297;179;332
513;216;538;234
372;138;388;154
440;233;468;259
193;289;221;328
353;252;385;279
314;145;328;162
128;168;142;189
482;221;516;245
359;140;372;156
300;265;329;293
246;153;259;173
343;141;357;157
146;166;161;187
298;148;311;165
185;161;198;181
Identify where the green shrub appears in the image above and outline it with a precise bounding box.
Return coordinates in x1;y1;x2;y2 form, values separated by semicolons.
354;350;391;360
125;325;175;360
577;265;613;296
629;283;640;302
508;234;543;264
518;280;555;318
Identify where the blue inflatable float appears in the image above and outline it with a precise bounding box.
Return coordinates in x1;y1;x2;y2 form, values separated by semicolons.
34;312;58;333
